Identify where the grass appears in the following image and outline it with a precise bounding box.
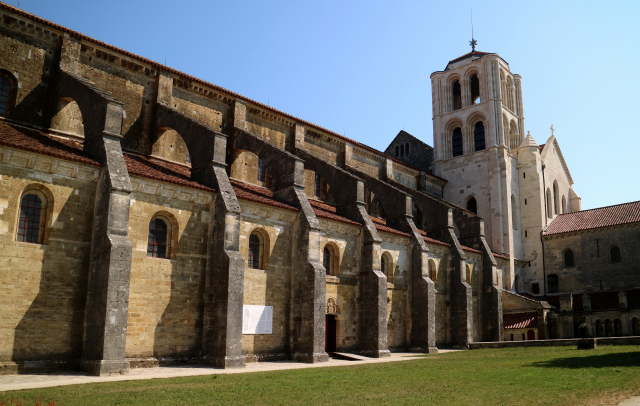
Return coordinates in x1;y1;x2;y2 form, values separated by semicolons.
1;346;640;406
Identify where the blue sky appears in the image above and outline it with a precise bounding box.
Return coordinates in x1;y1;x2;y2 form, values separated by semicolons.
14;0;640;209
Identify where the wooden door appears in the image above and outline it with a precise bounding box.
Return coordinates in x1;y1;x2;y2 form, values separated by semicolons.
527;330;536;341
325;315;336;352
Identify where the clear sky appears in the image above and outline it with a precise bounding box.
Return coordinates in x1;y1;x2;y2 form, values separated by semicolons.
12;0;640;210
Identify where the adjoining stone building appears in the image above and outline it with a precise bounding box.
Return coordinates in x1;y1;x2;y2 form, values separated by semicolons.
541;201;640;338
0;2;634;378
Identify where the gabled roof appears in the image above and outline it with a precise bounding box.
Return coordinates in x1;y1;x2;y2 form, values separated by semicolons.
543;200;640;236
540;135;573;184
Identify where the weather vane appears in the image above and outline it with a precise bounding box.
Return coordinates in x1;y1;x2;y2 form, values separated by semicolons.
470;9;477;52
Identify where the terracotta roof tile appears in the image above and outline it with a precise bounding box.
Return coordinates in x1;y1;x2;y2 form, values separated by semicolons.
416;229;451;247
627;289;640;309
370;216;387;226
0;121;100;166
375;223;412;238
230;179;298;212
590;291;620;311
461;245;482;254
492;251;510;260
308;200;361;226
545;296;560;308
0;2;448;184
543;200;640;236
124;154;214;193
573;294;583;312
503;312;538;329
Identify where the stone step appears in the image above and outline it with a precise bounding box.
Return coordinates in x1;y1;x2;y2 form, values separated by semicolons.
327;352;370;361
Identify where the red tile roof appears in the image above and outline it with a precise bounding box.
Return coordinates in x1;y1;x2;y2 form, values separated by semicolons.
492;251;510;260
545;296;560;309
375;223;412;238
627;290;640;309
543;200;640;236
0;2;448;184
590;291;620;311
572;294;583;312
0;121;101;166
461;245;482;254
503;312;538;329
229;179;298;212
308;199;361;226
124;154;215;193
416;229;451;247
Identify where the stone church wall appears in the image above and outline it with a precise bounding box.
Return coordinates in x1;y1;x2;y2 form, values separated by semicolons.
239;201;297;360
543;224;640;293
124;179;212;360
0;147;99;369
380;233;412;349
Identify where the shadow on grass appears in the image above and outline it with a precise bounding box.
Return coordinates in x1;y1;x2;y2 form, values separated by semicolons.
531;351;640;369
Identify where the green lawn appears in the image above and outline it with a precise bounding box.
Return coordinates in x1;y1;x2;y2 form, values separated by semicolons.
2;346;640;406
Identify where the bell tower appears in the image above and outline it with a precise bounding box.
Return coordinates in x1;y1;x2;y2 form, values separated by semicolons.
430;48;526;290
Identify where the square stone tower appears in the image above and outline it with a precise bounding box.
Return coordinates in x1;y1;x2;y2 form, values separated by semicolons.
431;50;526;290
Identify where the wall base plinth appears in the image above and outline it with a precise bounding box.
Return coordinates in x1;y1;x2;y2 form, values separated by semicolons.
80;360;130;376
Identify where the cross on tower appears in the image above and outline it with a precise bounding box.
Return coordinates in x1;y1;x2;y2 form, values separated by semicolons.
470;38;477;52
550;125;555;136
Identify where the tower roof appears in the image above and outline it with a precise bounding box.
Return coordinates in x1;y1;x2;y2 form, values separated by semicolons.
519;132;539;148
442;51;509;71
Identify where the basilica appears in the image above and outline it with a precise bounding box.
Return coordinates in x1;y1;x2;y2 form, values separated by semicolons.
0;2;638;376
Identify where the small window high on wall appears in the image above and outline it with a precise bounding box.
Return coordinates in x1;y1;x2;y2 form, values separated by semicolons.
17;191;47;244
452;127;463;157
452;80;462;110
147;217;170;258
610;246;622;263
563;249;575;268
0;72;14;117
248;232;263;269
547;274;559;293
467;197;477;214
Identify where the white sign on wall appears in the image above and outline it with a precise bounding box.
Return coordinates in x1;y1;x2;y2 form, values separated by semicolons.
242;305;273;334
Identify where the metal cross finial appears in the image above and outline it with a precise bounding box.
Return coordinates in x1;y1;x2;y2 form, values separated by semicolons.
470;38;477;52
550;125;555;136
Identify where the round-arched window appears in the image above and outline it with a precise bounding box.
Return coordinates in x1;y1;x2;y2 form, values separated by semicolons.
467;197;477;214
147;217;170;258
17;192;47;244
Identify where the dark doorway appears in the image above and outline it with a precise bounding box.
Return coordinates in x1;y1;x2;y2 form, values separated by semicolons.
325;315;336;352
527;330;536;341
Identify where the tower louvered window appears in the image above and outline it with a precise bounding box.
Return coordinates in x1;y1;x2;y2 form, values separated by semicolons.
452;127;463;157
474;122;485;152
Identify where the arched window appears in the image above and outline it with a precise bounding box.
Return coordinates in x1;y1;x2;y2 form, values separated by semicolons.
248;232;263;269
547;274;559;293
595;320;602;337
452;80;462;110
405;143;410;155
400;144;404;157
474;121;485;152
563;249;575;268
257;158;266;183
470;74;480;104
369;197;385;219
323;245;333;276
395;146;399;157
466;265;473;286
381;253;393;282
614;319;623;337
610;246;622;263
546;188;552;218
561;196;566;214
147;217;170;258
467;197;477;214
605;320;612;337
553;182;559;215
452;127;463;157
17;191;47;244
0;72;14;117
428;259;437;284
